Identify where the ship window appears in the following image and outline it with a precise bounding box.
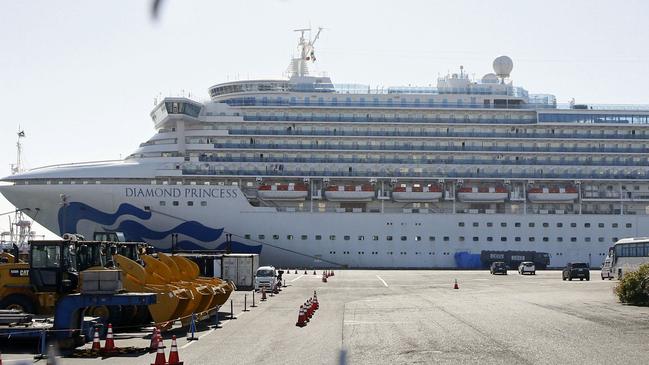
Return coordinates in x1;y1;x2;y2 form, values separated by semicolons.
300;235;308;241
459;236;465;242
557;237;563;242
473;222;479;227
358;235;365;241
613;237;618;242
487;222;493;227
528;223;535;227
542;237;549;242
273;235;279;240
458;222;465;227
415;236;421;241
571;223;577;227
515;237;521;242
387;236;393;241
598;223;604;228
515;222;521;227
172;201;179;206
287;235;293;240
315;235;322;240
443;236;449;241
400;236;407;241
626;223;632;228
612;223;618;228
159;201;166;206
500;222;507;227
258;234;265;239
598;237;605;242
557;223;563;228
472;236;479;242
344;235;351;241
487;237;493;242
329;235;336;240
201;201;207;207
500;237;507;242
571;237;577;242
429;236;435;242
373;235;379;241
542;223;549;228
529;237;535;242
584;223;591;228
187;201;193;206
585;237;591;242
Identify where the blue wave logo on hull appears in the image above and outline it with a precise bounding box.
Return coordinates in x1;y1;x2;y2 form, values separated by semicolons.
57;201;262;254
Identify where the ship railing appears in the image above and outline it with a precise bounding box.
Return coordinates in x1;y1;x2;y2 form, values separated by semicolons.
228;128;649;140
241;115;537;125
198;155;649;168
212;142;649;154
182;167;649;180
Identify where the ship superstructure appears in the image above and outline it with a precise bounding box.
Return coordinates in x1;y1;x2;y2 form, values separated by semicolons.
2;29;649;268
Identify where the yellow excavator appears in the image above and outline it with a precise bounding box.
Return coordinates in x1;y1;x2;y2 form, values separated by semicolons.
0;239;235;330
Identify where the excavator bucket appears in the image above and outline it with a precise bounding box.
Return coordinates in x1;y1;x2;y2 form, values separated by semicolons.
169;255;236;307
113;254;192;329
156;253;214;319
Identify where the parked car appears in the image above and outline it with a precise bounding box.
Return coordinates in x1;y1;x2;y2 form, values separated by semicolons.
562;262;590;281
490;261;508;275
600;257;614;280
518;261;536;275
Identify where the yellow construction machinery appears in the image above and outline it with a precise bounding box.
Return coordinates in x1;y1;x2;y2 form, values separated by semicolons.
0;239;235;330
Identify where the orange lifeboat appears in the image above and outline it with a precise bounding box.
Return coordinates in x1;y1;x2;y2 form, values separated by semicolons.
457;186;508;202
324;184;375;201
527;186;578;203
392;184;443;202
257;183;308;200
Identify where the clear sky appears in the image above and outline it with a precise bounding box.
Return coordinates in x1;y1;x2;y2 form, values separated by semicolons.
1;0;648;237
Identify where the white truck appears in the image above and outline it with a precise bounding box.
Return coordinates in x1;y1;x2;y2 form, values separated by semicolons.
254;266;279;292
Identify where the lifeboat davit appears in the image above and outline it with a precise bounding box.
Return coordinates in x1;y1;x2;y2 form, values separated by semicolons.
257;183;308;200
324;184;375;201
527;186;578;203
457;186;508;202
392;185;443;202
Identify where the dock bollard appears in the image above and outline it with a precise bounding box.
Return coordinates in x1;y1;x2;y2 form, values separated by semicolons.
230;299;235;320
243;294;249;312
187;313;199;341
213;306;221;329
251;290;257;308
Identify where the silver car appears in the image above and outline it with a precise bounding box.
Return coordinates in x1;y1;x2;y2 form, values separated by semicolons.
518;261;536;275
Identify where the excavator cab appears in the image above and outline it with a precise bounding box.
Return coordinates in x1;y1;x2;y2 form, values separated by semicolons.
29;241;79;294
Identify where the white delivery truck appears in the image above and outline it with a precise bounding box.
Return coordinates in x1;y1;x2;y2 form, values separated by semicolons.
180;253;259;290
254;266;279;292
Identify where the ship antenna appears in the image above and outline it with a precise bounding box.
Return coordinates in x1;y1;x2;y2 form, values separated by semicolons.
288;27;324;78
11;127;26;175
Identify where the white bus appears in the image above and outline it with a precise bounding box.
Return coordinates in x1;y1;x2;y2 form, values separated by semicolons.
604;237;649;279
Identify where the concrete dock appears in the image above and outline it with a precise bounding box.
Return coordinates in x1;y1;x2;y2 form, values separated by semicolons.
2;270;649;364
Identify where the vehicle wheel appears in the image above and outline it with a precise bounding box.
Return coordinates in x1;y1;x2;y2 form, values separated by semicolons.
569;276;572;281
580;278;583;281
0;294;36;313
608;277;613;281
586;277;590;281
532;272;536;275
562;275;566;281
601;275;604;280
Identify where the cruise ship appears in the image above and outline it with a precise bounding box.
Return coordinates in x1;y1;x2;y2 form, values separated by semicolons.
3;29;649;268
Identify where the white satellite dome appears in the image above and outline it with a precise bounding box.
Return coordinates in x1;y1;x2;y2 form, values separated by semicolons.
493;55;513;78
481;73;499;84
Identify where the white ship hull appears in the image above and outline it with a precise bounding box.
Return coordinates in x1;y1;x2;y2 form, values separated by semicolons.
1;183;641;269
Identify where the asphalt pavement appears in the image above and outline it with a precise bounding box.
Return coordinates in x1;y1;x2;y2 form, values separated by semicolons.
2;270;649;365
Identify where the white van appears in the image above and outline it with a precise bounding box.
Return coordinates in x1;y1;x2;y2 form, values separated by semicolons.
601;257;614;280
254;266;278;291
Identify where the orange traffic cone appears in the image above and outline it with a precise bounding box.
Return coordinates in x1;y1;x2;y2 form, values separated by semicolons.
1;350;3;365
313;270;316;275
313;292;319;310
91;327;101;351
102;323;117;354
294;270;297;274
167;335;184;365
453;279;459;290
331;270;335;276
322;273;327;283
149;328;159;353
304;269;307;274
261;287;267;301
295;305;306;327
150;338;166;365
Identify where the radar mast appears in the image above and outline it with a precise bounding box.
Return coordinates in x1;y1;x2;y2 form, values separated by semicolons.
287;27;323;78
